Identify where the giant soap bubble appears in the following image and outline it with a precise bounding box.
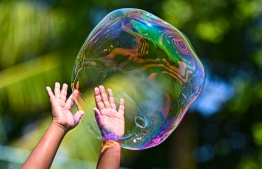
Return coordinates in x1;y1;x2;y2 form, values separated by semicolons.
71;8;205;150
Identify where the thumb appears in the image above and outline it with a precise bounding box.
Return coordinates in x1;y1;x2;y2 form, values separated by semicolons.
93;108;101;116
73;110;84;126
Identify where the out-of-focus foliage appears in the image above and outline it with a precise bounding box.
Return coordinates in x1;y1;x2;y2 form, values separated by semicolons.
0;0;262;168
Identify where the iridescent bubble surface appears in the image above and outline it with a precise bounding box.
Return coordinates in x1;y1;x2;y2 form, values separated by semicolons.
71;8;205;150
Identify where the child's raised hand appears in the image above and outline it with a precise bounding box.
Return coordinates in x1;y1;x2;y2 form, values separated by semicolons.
93;86;125;140
46;82;84;132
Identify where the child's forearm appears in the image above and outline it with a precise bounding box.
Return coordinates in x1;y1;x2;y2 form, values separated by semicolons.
21;122;67;169
96;140;121;169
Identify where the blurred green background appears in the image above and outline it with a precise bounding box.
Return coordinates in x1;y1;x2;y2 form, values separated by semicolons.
0;0;262;168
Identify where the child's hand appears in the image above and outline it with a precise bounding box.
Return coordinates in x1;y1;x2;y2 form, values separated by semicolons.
46;82;84;132
93;86;125;140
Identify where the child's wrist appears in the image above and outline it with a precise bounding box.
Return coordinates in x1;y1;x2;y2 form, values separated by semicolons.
50;121;69;134
101;140;121;153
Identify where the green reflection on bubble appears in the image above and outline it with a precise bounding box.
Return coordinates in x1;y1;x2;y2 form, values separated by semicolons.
71;8;205;150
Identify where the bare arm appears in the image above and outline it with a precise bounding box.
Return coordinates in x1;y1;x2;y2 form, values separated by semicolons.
21;82;84;169
93;86;125;169
97;140;122;169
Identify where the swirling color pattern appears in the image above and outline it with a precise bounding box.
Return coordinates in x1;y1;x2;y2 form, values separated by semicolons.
71;8;205;150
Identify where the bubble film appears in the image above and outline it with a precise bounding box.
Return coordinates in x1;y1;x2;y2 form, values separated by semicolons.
71;8;205;150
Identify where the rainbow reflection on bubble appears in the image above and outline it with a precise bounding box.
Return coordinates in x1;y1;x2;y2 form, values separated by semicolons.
71;8;205;150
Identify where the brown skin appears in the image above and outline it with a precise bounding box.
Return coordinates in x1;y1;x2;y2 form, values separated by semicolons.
21;83;125;169
21;83;84;169
93;86;125;169
97;140;122;169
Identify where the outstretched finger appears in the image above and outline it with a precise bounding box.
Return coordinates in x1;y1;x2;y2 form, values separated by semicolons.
118;98;125;114
46;86;55;99
94;87;104;111
65;90;76;110
99;85;110;108
73;110;84;126
54;82;61;101
93;107;101;117
107;88;116;109
93;108;105;129
61;83;68;104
